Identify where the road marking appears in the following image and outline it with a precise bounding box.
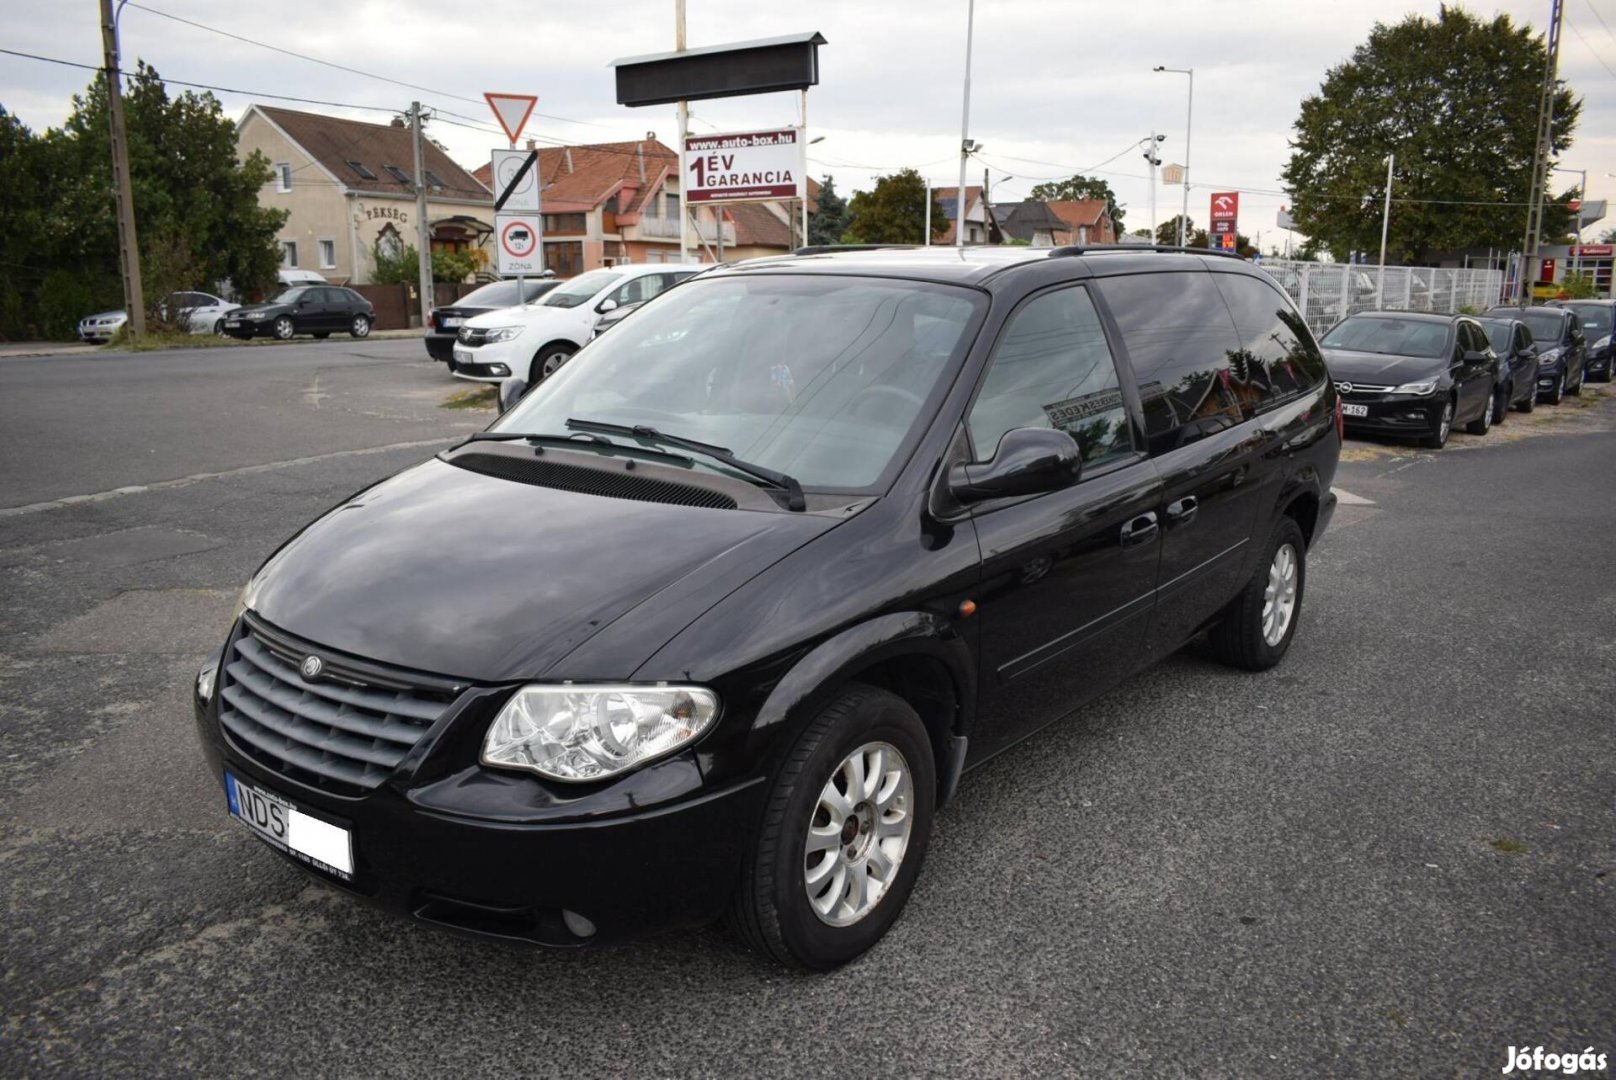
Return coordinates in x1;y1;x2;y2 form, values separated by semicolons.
1332;488;1376;506
0;437;459;518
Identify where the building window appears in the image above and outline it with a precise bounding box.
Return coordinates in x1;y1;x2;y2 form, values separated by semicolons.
346;160;378;181
543;213;587;234
383;165;412;185
319;239;337;269
544;241;584;278
280;241;298;267
664;192;678;219
275;162;292;193
646;249;663;263
423;169;444;188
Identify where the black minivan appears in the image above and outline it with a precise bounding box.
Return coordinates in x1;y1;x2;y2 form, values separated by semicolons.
194;246;1340;969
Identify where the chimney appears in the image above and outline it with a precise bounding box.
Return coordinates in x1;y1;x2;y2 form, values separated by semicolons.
564;148;573;174
525;138;537;151
637;143;645;184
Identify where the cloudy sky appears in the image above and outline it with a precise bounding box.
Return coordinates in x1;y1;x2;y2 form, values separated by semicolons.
3;0;1613;249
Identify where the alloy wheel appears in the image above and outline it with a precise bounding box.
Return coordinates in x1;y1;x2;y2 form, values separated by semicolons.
1261;543;1299;647
352;316;370;337
804;741;913;927
1436;401;1453;444
541;350;570;378
273;317;294;340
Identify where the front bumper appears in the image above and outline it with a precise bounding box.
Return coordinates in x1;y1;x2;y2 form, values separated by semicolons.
448;342;514;382
222;319;273;338
1339;394;1444;437
192;635;762;947
1535;361;1568;394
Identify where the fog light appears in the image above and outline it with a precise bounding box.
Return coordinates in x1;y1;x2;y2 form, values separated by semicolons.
489;364;510;376
562;909;596;938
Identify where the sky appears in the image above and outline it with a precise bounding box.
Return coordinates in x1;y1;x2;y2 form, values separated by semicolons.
3;0;1614;251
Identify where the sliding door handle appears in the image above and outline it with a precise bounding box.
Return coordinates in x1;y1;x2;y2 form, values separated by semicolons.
1120;511;1159;548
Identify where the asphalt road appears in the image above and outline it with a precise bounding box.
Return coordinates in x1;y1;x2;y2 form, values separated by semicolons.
2;341;1612;1078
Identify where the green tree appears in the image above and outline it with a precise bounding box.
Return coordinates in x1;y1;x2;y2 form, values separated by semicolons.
1599;226;1616;244
846;169;947;244
1155;215;1196;245
371;242;476;285
0;63;287;339
1028;174;1126;235
808;175;849;246
1282;8;1580;263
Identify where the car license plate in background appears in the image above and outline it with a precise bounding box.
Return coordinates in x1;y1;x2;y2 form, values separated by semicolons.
1342;403;1369;417
443;317;464;328
225;772;353;880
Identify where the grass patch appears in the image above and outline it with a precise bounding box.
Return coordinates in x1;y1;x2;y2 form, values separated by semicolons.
441;386;498;410
1490;838;1528;855
116;328;243;352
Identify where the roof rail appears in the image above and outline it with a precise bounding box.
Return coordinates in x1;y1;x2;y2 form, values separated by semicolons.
792;244;919;255
1048;243;1246;260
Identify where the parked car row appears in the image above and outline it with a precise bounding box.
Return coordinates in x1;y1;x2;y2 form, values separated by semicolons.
77;291;241;343
1318;299;1610;449
199;245;1342;970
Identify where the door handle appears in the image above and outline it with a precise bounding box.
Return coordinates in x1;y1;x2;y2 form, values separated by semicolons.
1165;495;1199;526
1120;511;1159;548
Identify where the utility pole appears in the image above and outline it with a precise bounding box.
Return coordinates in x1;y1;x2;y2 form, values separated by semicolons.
99;0;144;339
1154;67;1194;247
1376;153;1394;309
924;178;932;246
955;0;976;248
1519;0;1563;304
676;0;692;263
409;102;433;330
1143;133;1162;243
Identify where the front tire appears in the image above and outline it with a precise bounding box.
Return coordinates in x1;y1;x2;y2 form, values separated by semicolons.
729;684;935;971
1544;372;1565;406
1491;382;1509;425
1208;516;1307;672
529;342;577;385
272;316;295;340
1515;382;1536;413
1568;367;1583;395
1466;383;1494;435
1423;397;1455;449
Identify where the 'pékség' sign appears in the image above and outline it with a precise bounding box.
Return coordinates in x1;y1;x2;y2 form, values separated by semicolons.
685;129;804;203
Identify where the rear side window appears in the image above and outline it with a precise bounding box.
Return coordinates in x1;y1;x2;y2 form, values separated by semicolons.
1094;272;1245;453
967;285;1133;467
1211;272;1328;412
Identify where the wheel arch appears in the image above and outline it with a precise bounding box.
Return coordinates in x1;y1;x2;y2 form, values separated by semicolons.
529;338;580;382
745;612;976;807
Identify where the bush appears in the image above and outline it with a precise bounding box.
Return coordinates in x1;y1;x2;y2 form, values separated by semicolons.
371;242;477;285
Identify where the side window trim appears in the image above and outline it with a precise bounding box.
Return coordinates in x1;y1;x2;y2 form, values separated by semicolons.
960;280;1147;471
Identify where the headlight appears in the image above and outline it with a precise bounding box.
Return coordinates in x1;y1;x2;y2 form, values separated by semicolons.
1538;347;1563;366
1391;379;1437;395
1592;336;1611;353
483;325;525;343
482;684;720;782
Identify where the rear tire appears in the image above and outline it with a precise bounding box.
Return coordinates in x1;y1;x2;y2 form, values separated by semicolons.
1568;369;1583;396
728;683;935;971
1466;383;1494;435
1515;383;1536;413
349;315;372;339
272;316;295;340
1491;383;1508;425
1208;516;1307;672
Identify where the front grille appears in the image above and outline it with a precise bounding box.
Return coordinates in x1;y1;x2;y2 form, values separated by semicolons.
447;452;739;510
457;326;489;347
218;619;462;793
1335;381;1393;395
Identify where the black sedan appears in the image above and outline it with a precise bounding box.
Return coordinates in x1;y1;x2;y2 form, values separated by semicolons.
1483;305;1587;404
223;286;374;341
1475;316;1540;417
1319;312;1497;449
1551;300;1614;382
426;278;560;361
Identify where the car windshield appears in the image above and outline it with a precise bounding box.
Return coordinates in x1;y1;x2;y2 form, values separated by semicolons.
1319;316;1449;357
1480;321;1516;351
540;270;624;309
494;275;987;491
459;280;555;308
269;287;310;305
1564;304;1609;334
1514;310;1565;343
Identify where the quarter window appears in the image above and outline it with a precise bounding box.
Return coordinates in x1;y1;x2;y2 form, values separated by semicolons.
967;286;1133;467
1210;272;1328;413
1095;272;1245;453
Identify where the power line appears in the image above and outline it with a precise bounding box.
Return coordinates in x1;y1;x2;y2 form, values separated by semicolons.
1580;0;1614;40
1565;18;1616;80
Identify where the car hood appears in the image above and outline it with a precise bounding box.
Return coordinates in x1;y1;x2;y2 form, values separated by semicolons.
245;454;843;682
464;304;583;330
83;310;127;321
1322;348;1446;385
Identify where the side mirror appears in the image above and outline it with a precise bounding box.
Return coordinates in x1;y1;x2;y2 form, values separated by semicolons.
498;377;528;412
596;298;619;314
947;428;1082;505
1463;349;1488;362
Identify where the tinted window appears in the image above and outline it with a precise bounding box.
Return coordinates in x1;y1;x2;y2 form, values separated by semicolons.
1564;303;1609;335
1211;272;1328;413
1480;320;1514;351
1319;315;1450;358
967;286;1132;466
1095;272;1244;453
1511;309;1565;343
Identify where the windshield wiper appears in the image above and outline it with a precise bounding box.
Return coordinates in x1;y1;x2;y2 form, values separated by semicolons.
566;418;806;511
455;430;694;466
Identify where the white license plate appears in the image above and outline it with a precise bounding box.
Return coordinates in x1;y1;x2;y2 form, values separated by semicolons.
225;321;242;329
453;347;474;362
442;317;464;328
225;772;353;880
1342;403;1369;417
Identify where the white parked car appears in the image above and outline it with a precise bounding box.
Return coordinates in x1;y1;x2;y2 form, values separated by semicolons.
77;290;241;342
451;264;699;386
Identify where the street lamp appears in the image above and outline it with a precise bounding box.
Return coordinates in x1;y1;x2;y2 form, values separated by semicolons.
1154;66;1193;247
1141;134;1165;242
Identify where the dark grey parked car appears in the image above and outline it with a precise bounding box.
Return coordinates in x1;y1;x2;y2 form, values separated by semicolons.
1483;305;1587;405
1475;316;1540;418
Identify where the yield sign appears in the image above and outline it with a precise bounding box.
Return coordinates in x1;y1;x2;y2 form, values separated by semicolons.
484;93;538;146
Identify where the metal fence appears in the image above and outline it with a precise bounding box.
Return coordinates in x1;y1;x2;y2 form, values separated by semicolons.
1256;260;1507;336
